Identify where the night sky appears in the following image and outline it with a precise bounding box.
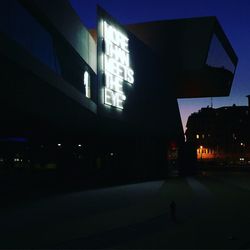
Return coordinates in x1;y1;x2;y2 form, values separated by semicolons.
70;0;250;131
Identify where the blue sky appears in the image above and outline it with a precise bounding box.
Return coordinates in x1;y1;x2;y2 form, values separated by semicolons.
70;0;250;131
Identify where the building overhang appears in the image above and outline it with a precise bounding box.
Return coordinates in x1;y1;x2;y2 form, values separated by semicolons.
127;16;238;98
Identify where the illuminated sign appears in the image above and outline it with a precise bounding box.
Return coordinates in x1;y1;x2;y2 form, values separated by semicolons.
101;20;134;109
84;71;91;98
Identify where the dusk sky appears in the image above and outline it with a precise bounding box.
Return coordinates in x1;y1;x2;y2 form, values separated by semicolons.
70;0;250;131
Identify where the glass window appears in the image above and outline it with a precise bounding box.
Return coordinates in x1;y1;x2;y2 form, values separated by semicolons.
206;34;235;74
0;0;61;75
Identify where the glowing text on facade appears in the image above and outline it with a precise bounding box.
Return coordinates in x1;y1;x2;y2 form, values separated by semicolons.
102;20;134;109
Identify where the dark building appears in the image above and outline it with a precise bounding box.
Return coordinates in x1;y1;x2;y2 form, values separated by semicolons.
186;96;250;165
0;0;238;188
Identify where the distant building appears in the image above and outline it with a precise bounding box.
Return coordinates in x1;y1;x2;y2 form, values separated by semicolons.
186;96;250;165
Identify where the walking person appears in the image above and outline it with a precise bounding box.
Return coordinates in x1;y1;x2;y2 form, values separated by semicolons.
170;200;176;222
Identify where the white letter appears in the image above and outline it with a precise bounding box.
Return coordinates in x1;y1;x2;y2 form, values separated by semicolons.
127;68;134;84
104;88;113;106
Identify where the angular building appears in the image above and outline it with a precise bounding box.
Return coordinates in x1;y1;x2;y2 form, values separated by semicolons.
0;0;238;186
128;16;237;98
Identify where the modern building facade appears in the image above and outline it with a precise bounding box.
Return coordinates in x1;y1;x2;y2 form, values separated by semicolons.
0;0;238;186
186;96;250;165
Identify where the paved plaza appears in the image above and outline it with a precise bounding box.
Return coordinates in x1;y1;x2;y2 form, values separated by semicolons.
1;171;250;249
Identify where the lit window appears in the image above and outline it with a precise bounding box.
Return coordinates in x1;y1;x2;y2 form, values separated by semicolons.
196;134;199;139
202;134;205;139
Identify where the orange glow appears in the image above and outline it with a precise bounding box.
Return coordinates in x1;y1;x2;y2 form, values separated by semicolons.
197;146;215;160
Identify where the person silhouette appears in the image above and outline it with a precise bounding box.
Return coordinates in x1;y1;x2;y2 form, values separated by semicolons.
170;200;176;222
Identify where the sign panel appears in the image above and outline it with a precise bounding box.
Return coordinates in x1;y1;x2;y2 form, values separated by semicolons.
98;15;134;110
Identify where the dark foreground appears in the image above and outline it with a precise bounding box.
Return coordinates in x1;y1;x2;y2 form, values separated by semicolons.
1;170;250;249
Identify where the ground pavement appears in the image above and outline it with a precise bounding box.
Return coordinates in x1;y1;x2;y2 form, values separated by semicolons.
1;171;250;249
